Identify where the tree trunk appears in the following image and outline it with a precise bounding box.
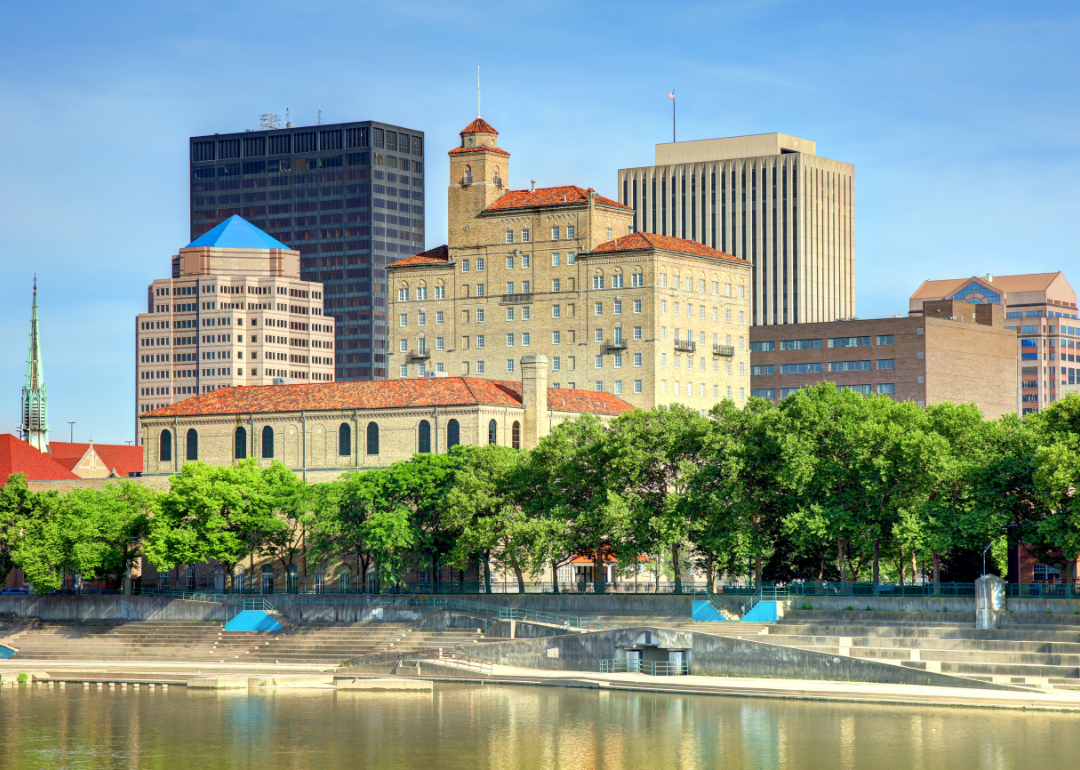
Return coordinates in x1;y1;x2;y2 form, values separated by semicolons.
594;548;605;594
483;551;492;594
706;555;715;591
932;552;941;585
898;548;906;584
754;555;762;584
512;562;526;594
911;552;918;585
873;539;880;584
818;549;826;581
838;538;847;583
551;561;559;594
671;544;683;593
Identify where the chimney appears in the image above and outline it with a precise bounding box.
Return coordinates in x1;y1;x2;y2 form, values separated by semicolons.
530;180;536;193
520;354;549;449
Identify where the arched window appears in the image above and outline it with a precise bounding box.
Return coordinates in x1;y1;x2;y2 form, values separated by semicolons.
418;420;431;453
186;429;198;461
159;430;172;462
446;419;460;449
464;164;472;184
235;426;247;460
337;567;352;594
366;422;380;455
287;564;299;593
261;426;274;458
261;566;274;594
339;423;352;456
186;565;196;591
488;419;497;445
233;567;246;593
512;421;521;450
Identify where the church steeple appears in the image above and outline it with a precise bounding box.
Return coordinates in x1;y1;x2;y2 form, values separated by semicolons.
20;277;49;452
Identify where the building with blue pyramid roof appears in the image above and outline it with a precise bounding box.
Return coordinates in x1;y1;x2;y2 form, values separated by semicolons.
134;216;335;443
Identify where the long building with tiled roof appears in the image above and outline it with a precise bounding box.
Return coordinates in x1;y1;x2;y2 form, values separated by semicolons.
139;354;631;480
385;115;753;412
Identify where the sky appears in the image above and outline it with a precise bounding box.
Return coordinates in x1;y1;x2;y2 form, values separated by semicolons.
0;0;1078;444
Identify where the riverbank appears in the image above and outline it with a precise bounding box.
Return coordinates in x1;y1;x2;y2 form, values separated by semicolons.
4;657;1080;711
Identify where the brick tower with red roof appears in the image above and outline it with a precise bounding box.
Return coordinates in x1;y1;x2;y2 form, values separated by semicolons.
448;117;510;239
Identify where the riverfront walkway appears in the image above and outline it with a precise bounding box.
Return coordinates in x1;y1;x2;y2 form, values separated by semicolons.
5;656;1080;711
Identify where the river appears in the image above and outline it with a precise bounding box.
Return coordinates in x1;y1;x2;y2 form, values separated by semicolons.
0;684;1073;769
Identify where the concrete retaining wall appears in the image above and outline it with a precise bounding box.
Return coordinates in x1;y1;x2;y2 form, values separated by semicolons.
786;596;977;613
454;626;1020;691
0;596;228;622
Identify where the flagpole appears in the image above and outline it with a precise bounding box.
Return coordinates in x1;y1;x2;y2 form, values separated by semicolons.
672;89;676;142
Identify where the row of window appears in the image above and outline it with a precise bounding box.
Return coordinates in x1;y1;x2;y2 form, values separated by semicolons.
750;384;899;399
505;226;577;243
751;360;895;375
658;382;745;400
750;335;895;352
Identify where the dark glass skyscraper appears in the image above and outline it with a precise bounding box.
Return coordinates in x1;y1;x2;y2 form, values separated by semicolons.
189;120;425;381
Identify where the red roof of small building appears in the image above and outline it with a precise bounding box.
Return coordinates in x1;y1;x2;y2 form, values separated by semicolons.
387;244;451;269
144;378;633;418
49;441;143;478
0;434;80;484
484;186;630;213
460;118;498;135
590;231;747;265
448;144;510;156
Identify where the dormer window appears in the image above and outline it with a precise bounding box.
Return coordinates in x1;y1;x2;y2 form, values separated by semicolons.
467;137;473;146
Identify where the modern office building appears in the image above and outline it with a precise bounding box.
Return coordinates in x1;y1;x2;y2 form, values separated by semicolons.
386;117;754;411
136;217;335;433
748;299;1018;418
618;133;854;326
909;272;1078;414
189;120;425;382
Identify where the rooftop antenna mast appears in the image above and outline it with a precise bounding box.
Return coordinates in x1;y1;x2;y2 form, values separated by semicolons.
477;66;481;118
259;113;281;130
318;102;322;125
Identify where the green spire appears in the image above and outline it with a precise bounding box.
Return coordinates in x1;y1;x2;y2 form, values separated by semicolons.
20;276;48;452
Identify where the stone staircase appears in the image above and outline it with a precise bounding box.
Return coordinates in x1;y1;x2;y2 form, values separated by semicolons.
0;619;487;666
726;609;1080;690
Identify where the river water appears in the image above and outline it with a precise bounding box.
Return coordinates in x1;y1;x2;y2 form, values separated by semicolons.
0;684;1073;769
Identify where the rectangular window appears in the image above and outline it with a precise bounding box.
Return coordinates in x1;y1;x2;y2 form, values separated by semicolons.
595;355;603;369
521;229;530;242
399;313;408;327
567;252;576;265
614;380;623;394
595;381;604;392
506;333;515;347
612;274;624;289
476;309;485;323
506;255;514;270
614;301;622;315
522;333;530;346
749;341;775;352
436;311;444;325
633;300;642;314
476;284;485;297
522;280;530;294
781;363;823;374
506;282;515;295
551;226;559;240
614;354;623;368
751;365;775;375
476;258;485;272
877;359;895;370
552;278;561;292
462;260;470;272
828;360;872;372
594;302;603;316
876;335;894;346
552;253;560;266
828;336;872;348
553;356;561;371
779;339;822;350
567;225;575;238
751;389;776;399
661;353;667;367
634;379;642;394
398;288;409;302
506;230;514;243
877;383;896;394
661;300;667;314
400;364;408;377
632;273;643;287
633;353;642;367
552;305;561;318
522;307;530;321
506;359;515;373
400;339;409;352
436;337;445;351
506;308;515;321
476;335;485;349
593;275;604;290
1021;325;1039;334
477;360;485;374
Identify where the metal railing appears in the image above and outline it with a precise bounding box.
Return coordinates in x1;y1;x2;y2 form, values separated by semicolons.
673;339;696;353
599;659;689;676
604;341;628;352
440;597;622;632
713;344;735;357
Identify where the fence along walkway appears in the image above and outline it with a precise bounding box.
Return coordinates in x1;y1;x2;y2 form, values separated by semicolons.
346;647;494;675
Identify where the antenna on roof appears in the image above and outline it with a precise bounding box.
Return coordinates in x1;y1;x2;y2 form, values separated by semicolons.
318;103;322;125
260;113;281;130
285;108;293;128
477;66;482;118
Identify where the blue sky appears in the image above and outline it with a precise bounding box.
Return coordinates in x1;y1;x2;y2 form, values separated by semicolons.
1;0;1078;443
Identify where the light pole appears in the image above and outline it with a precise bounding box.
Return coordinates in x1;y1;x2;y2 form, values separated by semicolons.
67;422;75;443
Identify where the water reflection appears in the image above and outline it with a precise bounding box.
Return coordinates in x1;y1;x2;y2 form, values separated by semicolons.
0;684;1073;770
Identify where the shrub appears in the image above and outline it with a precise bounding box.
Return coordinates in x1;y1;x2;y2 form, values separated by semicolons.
845;605;853;611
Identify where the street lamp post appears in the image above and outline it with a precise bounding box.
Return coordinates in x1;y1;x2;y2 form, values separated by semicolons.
67;421;75;443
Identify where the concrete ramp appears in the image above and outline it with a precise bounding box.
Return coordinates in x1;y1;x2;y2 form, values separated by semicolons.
224;611;282;633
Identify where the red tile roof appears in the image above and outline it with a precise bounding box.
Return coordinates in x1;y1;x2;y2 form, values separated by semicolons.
448;145;510;156
387;244;451;269
50;442;143;478
0;434;79;484
484;186;630;213
461;118;498;135
144;378;633;419
590;231;747;265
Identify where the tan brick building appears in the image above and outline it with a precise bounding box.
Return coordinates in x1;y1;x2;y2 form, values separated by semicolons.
387;118;754;410
138;355;631;481
748;300;1018;418
136;216;335;437
909;272;1078;415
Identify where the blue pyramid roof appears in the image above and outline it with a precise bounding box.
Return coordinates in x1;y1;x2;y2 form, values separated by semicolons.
186;216;290;250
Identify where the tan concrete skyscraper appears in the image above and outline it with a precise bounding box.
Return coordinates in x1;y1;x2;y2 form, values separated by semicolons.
618;133;854;326
136;217;335;438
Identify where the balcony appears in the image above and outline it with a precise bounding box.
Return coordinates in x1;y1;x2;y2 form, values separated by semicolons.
500;293;533;305
674;339;696;353
713;344;735;357
408;350;430;362
604;340;628;352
